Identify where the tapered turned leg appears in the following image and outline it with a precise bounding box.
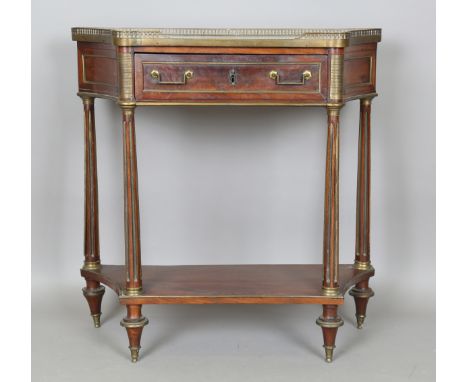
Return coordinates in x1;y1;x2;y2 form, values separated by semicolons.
316;305;344;363
349;280;374;329
82;279;105;328
351;97;375;328
121;305;149;362
80;95;104;327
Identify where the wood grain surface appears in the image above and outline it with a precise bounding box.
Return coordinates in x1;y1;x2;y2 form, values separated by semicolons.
81;264;374;305
134;53;328;103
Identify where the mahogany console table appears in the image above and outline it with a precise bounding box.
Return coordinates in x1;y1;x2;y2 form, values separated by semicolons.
72;27;381;363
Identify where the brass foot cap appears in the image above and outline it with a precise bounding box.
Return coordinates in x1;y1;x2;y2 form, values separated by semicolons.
91;313;101;328
324;346;335;363
130;347;140;363
356;314;366;329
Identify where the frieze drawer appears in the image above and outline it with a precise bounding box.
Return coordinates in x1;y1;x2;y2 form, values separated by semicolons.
134;53;328;103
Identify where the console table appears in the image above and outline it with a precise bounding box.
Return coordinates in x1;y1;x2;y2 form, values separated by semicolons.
72;27;381;363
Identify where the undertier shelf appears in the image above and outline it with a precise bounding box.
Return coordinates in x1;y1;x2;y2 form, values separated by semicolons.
82;264;374;305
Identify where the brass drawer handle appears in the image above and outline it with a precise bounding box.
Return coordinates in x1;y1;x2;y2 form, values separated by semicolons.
269;70;312;85
150;69;193;85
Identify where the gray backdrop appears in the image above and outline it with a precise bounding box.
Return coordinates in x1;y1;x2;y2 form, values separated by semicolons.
32;1;435;381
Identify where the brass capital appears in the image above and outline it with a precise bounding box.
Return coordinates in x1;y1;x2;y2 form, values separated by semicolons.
360;97;375;107
327;104;344;117
119;102;136;111
80;95;95;106
120;103;136;119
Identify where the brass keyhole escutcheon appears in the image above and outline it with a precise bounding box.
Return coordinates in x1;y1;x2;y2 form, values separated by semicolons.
229;69;237;85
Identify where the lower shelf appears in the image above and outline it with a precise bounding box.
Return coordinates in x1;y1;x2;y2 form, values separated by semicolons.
82;264;374;305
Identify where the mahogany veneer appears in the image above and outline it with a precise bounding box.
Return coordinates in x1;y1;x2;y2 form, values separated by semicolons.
81;264;374;305
134;53;328;102
72;27;381;363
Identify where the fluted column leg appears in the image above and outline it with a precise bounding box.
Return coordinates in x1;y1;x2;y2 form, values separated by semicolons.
350;97;375;328
80;95;105;327
321;105;342;297
121;104;143;296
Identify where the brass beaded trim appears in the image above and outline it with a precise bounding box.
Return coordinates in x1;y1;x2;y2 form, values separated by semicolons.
82;261;101;271
349;287;375;299
353;260;373;271
122;287;143;296
321;286;341;297
316;316;344;329
82;285;105;297
329;54;344;102
120;316;149;329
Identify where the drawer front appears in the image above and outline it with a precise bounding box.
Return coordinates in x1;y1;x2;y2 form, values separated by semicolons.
134;54;328;103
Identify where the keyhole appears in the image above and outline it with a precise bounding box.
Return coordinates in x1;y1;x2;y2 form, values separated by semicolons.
229;69;237;85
